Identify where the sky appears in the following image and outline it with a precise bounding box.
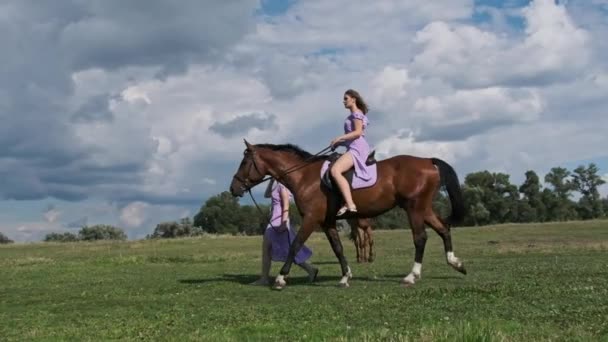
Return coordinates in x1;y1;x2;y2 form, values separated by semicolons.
1;0;607;242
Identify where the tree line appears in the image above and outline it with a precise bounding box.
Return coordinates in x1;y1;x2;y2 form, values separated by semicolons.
1;163;605;243
186;163;607;234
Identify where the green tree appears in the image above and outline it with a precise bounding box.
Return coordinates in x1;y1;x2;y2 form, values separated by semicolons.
518;170;546;222
462;185;490;226
516;200;537;223
0;232;13;244
78;225;127;241
238;205;269;235
571;163;606;219
463;171;518;224
193;191;242;234
544;167;578;221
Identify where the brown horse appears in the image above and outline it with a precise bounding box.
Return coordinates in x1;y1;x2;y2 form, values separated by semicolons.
347;218;375;263
229;140;466;289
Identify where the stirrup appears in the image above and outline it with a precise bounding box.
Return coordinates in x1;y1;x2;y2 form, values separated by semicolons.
337;205;357;216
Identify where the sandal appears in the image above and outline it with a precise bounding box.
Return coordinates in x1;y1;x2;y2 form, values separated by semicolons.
337;205;357;216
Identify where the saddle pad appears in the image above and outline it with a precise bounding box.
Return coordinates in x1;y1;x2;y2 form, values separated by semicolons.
320;160;378;190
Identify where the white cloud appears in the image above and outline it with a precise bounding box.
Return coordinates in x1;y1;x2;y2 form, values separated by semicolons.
412;0;591;87
370;66;412;107
43;207;61;223
120;202;149;228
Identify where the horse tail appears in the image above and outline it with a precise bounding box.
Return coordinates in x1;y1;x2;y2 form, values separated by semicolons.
431;158;466;226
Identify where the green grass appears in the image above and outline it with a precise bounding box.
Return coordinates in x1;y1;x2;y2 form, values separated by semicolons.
1;220;608;341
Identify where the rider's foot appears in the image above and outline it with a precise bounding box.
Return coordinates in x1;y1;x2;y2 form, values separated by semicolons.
337;205;357;216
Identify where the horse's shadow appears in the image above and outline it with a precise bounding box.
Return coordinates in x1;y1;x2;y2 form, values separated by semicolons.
179;272;400;287
381;274;464;280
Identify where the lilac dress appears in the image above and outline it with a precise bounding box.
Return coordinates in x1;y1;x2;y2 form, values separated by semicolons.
342;111;375;182
264;182;312;263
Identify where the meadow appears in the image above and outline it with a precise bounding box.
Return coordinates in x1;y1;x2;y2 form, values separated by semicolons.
1;220;608;341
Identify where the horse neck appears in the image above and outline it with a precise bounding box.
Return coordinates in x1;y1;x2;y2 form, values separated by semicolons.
259;151;313;195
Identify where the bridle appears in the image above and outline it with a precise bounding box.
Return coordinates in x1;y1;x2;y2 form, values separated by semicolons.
231;149;266;194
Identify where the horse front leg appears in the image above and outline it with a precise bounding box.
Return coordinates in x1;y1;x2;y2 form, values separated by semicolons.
274;216;315;290
324;225;352;287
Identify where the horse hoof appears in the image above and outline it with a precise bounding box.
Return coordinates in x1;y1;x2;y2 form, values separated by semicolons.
338;282;350;288
273;277;287;290
401;274;418;286
400;278;415;287
457;264;467;275
450;262;467;275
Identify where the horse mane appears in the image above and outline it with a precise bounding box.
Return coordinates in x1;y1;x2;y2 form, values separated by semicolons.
255;143;330;161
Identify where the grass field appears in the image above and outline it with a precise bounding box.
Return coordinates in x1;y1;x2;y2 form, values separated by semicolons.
1;220;608;341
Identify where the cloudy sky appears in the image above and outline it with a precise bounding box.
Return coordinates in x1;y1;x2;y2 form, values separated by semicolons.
1;0;607;241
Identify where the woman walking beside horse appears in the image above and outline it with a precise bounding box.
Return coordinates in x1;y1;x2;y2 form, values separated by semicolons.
250;178;319;286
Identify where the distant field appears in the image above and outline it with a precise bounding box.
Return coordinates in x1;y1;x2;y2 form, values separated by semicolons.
1;220;608;341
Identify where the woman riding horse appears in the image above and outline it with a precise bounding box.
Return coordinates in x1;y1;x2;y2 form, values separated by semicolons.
230;92;466;290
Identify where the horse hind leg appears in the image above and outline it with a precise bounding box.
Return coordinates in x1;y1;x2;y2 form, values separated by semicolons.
425;210;466;275
347;218;365;263
366;224;375;262
356;225;367;263
358;218;375;263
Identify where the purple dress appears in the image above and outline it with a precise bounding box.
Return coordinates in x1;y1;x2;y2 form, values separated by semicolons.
342;111;375;182
264;182;312;263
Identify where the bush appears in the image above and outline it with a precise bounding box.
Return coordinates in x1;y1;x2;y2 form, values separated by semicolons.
44;232;79;242
78;225;127;241
0;232;14;244
148;218;204;239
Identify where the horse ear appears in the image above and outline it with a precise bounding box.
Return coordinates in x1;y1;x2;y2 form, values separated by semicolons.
244;139;253;150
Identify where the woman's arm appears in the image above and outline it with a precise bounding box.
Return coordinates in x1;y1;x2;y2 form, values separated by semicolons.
331;119;363;147
280;186;290;224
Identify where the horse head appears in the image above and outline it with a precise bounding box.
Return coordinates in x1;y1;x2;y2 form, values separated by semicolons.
229;140;269;197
